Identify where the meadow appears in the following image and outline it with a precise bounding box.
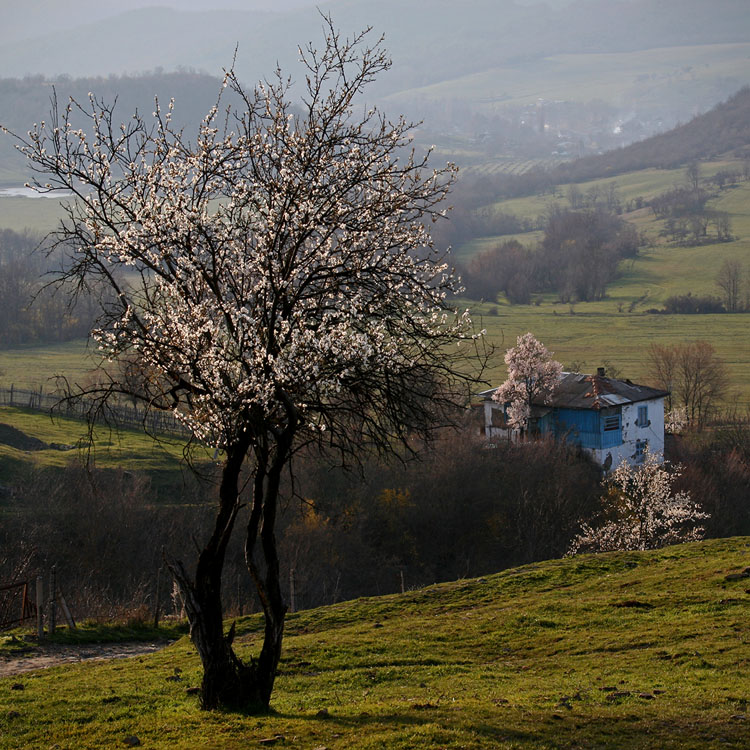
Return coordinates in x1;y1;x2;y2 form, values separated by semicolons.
455;160;750;404
1;537;749;749
0;159;748;408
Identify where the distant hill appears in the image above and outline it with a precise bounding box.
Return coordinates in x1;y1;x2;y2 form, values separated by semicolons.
553;86;750;182
1;0;750;183
0;70;231;185
0;0;748;97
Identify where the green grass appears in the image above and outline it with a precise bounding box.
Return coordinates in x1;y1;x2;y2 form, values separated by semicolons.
457;161;750;405
0;194;67;233
1;538;749;748
476;307;750;406
0;406;200;494
0;621;188;653
0;340;94;392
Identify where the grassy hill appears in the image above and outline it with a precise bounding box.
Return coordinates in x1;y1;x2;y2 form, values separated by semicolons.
2;159;749;406
1;537;749;749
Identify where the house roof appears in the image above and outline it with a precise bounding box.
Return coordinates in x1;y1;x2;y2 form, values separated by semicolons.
481;372;669;411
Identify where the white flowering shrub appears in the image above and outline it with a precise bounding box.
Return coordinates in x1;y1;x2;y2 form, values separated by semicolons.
568;448;709;554
665;407;688;434
5;20;486;711
492;332;562;430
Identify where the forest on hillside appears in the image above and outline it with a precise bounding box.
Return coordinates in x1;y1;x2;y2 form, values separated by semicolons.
2;420;748;621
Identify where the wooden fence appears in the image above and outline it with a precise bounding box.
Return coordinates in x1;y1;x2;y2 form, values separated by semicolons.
0;385;190;437
0;569;76;636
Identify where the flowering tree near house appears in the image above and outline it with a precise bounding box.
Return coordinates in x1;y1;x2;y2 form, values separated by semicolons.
568;449;708;554
5;21;486;711
492;332;562;432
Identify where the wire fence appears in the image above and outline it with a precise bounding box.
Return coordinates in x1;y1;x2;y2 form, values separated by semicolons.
0;385;191;437
0;579;36;630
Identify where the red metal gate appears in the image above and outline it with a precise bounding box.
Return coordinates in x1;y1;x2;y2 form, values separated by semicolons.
0;580;36;630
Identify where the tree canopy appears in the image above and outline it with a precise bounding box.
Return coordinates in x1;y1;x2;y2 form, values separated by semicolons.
6;19;485;711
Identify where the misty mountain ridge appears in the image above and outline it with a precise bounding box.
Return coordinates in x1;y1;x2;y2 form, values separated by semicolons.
2;0;748;87
1;0;749;185
553;86;750;183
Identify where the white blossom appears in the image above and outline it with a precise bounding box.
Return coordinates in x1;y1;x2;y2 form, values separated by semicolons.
568;448;709;554
492;332;562;431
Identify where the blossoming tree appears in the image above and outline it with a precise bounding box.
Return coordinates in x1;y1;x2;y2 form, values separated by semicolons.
492;332;562;432
6;21;485;711
568;449;708;553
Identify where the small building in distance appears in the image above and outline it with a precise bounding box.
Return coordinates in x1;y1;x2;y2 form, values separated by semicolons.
479;368;669;471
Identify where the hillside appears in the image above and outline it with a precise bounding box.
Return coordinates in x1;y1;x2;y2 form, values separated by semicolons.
553;87;750;183
1;538;749;749
2;0;748;91
0;0;749;182
0;70;236;186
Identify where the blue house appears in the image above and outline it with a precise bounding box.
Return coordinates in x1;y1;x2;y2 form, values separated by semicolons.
480;368;669;470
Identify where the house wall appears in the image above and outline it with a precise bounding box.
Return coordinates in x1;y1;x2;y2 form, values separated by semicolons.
588;398;665;469
483;400;513;440
482;396;666;470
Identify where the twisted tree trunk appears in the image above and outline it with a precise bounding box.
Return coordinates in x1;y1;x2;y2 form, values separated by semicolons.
168;428;290;712
168;439;261;711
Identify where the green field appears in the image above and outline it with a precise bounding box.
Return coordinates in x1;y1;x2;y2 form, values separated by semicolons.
0;405;197;485
455;160;750;405
0;193;67;234
1;159;749;413
0;340;94;391
2;537;749;749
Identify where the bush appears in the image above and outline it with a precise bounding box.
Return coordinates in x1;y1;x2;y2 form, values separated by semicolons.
662;293;725;314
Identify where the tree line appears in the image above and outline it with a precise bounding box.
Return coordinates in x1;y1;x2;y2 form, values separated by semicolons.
0;229;97;347
3;416;748;622
459;206;639;304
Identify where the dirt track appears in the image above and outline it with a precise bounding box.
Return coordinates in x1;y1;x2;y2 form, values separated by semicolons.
0;641;167;677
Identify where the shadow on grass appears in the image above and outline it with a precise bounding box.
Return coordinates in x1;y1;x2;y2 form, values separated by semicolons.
267;704;750;749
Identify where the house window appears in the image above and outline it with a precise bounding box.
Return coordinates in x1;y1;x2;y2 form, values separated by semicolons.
601;412;622;449
637;405;648;427
635;439;648;462
603;415;620;431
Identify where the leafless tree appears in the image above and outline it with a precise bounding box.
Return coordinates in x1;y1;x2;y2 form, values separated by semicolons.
715;258;744;312
647;343;677;412
648;341;728;428
686;160;701;192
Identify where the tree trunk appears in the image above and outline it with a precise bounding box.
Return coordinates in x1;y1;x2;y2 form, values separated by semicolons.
168;438;270;712
242;444;289;710
168;431;291;713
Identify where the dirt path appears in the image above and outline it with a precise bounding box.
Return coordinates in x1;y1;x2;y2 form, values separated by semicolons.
0;641;168;677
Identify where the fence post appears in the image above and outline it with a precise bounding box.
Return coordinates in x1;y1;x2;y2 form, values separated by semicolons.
58;593;76;629
289;568;296;614
9;384;14;407
153;566;162;628
36;576;44;639
48;566;57;635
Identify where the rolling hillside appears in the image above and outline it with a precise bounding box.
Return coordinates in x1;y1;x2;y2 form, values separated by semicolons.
553;86;750;182
0;0;749;183
1;538;749;749
450;156;750;403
